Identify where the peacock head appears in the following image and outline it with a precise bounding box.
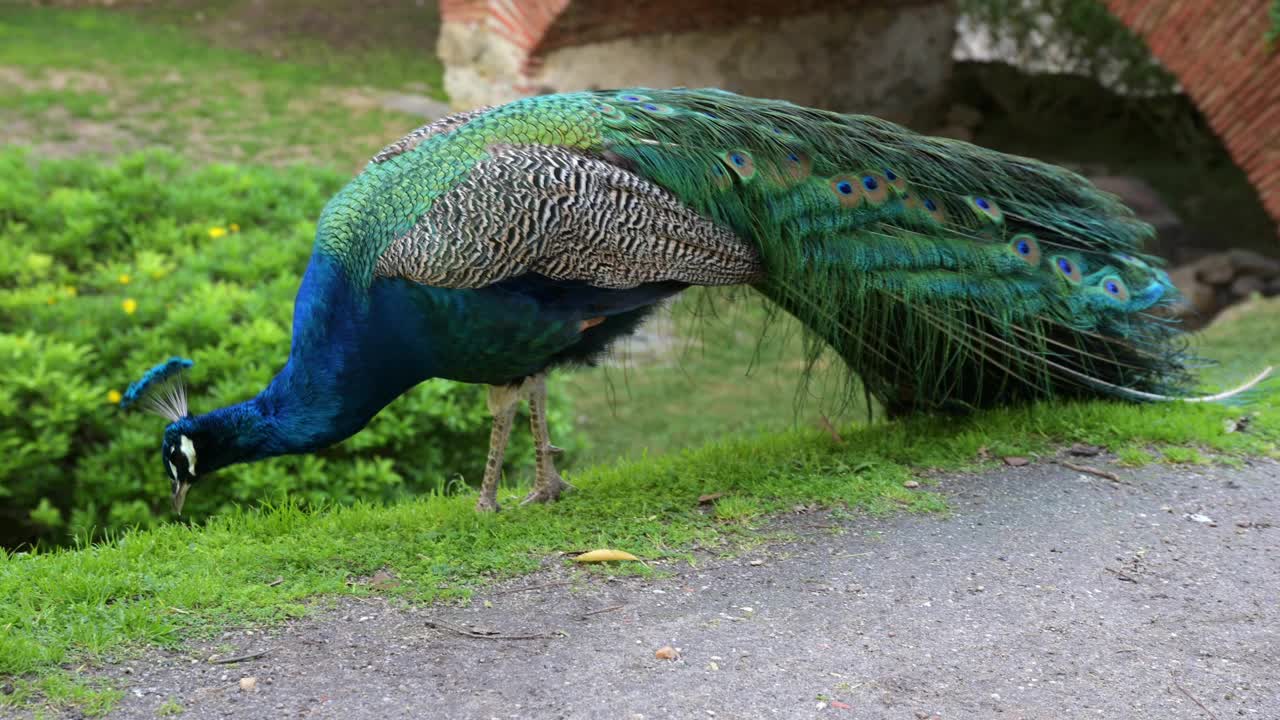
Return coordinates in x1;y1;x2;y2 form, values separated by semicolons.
121;357;201;513
161;417;201;514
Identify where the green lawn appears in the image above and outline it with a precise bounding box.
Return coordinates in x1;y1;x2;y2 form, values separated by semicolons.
561;289;861;466
0;6;443;172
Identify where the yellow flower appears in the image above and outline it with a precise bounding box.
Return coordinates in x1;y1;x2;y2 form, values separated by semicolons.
108;389;122;404
229;223;240;232
118;273;131;285
208;226;227;239
122;298;138;315
62;286;77;297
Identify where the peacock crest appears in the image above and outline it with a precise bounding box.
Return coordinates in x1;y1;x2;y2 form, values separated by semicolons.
120;357;194;422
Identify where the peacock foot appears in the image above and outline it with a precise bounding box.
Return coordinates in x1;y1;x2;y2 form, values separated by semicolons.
521;469;574;505
475;495;501;513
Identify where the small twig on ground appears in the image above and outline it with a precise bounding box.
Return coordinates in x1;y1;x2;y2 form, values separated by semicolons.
1173;681;1221;720
425;619;564;641
1059;460;1121;482
489;580;573;596
208;649;272;665
818;414;846;445
579;604;626;619
266;577;284;587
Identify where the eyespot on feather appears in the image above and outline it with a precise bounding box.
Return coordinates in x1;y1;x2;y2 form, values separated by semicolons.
707;161;734;190
1008;233;1042;267
767;149;811;184
763;125;800;143
638;102;675;115
1052;255;1084;284
859;172;891;204
829;174;866;208
965;195;1005;224
921;196;947;224
721;150;756;180
882;167;908;193
594;102;629;125
615;93;652;103
1100;275;1130;302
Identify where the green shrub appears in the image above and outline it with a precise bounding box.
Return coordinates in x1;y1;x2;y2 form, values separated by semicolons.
0;148;575;547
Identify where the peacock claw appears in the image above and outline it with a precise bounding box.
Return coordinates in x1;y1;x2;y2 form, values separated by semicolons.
521;473;573;505
475;496;501;513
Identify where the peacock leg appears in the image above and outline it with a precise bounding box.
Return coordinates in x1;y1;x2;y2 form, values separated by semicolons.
476;383;521;512
521;373;574;505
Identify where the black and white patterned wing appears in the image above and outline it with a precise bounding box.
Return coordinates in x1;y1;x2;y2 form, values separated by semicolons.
373;145;763;289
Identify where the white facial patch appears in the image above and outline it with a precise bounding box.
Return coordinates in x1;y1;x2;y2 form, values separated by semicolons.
168;461;179;480
179;435;197;476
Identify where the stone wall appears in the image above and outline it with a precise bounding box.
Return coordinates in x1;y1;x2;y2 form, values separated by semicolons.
1103;0;1280;234
438;0;956;124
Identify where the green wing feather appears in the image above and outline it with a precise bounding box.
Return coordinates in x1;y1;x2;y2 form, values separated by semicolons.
583;88;1196;412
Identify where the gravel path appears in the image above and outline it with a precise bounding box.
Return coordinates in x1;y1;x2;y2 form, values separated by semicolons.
87;456;1279;719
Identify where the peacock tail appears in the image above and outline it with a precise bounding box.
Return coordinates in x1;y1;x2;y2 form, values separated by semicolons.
321;87;1205;414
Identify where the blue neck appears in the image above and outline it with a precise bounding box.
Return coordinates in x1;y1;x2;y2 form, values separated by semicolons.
190;253;440;469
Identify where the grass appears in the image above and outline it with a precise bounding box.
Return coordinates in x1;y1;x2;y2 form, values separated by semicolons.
562;289;862;465
3;298;1278;715
0;6;443;171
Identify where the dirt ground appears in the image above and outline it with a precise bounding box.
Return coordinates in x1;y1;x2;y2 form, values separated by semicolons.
74;455;1278;719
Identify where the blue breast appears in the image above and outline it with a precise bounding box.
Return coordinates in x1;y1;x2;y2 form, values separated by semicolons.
268;253;685;447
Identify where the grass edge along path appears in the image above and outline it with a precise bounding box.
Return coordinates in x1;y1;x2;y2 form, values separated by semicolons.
3;388;1278;714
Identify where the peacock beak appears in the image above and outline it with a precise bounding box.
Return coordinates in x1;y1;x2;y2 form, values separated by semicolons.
171;480;192;514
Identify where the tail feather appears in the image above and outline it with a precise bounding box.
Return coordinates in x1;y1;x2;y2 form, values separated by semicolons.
586;87;1203;411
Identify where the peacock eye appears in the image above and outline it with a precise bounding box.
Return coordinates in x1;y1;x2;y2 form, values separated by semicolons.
1052;255;1084;283
1101;276;1129;301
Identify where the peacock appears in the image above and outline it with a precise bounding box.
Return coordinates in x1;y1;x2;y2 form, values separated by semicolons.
121;88;1270;514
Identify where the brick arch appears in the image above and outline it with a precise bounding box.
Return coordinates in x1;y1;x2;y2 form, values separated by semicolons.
1103;0;1280;234
438;0;1279;232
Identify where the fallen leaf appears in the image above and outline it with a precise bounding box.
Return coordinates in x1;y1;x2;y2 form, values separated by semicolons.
903;480;920;489
239;677;257;692
574;549;639;563
831;700;852;710
1184;513;1215;526
1003;456;1030;467
654;645;679;660
976;445;991;461
697;492;724;505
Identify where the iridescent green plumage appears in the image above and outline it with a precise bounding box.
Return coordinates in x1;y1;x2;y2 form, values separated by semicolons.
320;87;1197;413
